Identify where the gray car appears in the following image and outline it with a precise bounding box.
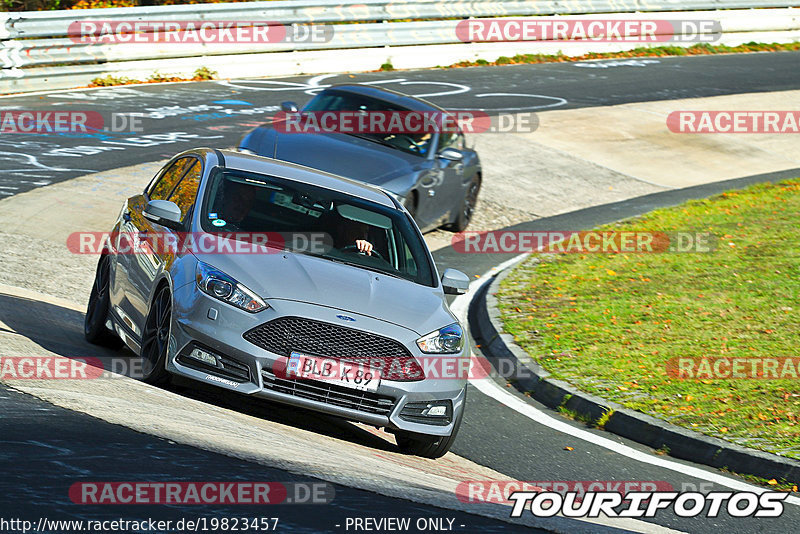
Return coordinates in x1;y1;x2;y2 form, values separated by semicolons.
85;148;471;458
238;84;482;233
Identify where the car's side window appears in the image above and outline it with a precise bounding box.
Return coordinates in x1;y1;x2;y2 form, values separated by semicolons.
147;157;194;201
438;131;463;152
167;160;202;222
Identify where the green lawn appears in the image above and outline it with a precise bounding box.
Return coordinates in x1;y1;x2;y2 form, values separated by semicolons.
496;180;800;462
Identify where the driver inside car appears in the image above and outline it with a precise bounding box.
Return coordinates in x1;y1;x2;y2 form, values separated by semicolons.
335;217;375;256
216;179;257;231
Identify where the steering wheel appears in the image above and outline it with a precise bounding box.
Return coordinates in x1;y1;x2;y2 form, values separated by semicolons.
340;244;387;262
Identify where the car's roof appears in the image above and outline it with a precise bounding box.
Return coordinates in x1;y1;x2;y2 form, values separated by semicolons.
209;149;397;209
321;84;444;113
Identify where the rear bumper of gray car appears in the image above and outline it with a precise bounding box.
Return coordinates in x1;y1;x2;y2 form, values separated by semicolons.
165;283;468;437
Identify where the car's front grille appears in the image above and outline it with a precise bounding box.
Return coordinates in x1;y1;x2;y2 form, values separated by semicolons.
260;369;395;416
243;316;424;381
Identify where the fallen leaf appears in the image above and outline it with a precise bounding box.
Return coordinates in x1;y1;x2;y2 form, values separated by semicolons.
564;446;574;451
767;479;778;485
606;269;617;276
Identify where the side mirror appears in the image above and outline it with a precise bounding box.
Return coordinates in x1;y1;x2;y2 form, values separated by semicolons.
438;148;463;162
280;101;299;113
143;200;182;230
441;268;470;295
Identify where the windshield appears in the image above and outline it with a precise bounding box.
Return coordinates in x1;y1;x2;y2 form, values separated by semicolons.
200;168;436;287
303;90;434;157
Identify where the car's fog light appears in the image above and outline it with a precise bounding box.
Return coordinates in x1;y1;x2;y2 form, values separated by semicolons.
399;400;453;425
188;347;219;367
426;405;447;417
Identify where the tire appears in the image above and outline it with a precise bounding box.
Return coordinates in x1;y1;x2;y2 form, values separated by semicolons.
139;284;172;385
445;174;481;233
84;255;123;348
395;398;464;459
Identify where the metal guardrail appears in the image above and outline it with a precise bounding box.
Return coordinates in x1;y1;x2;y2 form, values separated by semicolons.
2;0;798;39
0;0;798;93
5;12;800;70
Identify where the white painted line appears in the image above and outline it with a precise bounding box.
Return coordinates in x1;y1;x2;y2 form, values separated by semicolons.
451;257;800;507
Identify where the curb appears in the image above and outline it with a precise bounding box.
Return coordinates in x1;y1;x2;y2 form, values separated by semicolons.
469;257;800;483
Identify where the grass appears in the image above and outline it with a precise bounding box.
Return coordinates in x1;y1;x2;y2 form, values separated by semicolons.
445;42;800;69
496;180;800;465
89;67;217;88
721;469;799;492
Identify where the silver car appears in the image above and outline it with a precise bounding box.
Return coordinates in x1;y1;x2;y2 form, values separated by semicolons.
85;148;471;458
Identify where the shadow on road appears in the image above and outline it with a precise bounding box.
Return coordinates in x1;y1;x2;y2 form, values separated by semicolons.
0;291;395;453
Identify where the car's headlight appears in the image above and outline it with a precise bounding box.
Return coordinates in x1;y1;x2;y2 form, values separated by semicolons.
195;261;268;313
416;322;464;353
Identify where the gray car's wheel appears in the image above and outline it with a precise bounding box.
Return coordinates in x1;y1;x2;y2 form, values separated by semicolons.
84;255;123;349
395;400;464;459
140;284;172;385
445;175;481;233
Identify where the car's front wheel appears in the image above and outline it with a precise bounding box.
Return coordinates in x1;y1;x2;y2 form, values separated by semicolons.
84;255;123;348
394;399;464;459
446;174;481;233
140;284;173;385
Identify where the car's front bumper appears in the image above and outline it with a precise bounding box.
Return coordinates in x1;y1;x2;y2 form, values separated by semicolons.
166;282;468;436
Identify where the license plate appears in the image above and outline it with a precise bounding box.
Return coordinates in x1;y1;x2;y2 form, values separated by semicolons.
287;351;381;392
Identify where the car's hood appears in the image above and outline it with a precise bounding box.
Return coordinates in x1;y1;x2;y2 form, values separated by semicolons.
253;127;422;186
193;248;451;337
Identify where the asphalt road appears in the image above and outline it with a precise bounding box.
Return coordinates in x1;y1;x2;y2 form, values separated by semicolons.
2;52;800;533
1;384;535;534
0;51;798;197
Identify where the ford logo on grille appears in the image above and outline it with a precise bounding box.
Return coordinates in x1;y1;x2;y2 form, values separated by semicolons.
336;314;356;322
